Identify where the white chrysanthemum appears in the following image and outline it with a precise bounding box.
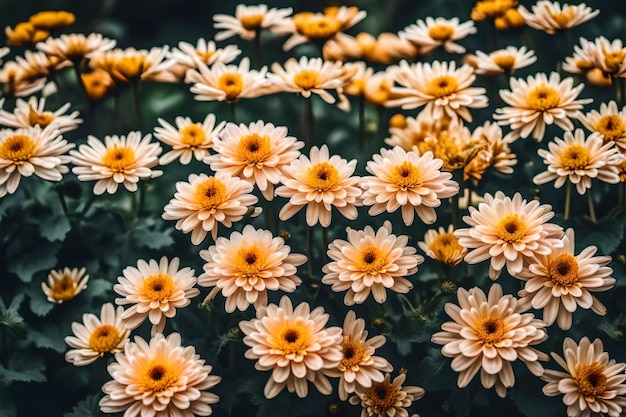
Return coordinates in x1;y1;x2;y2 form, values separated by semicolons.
65;303;129;366
0;60;47;97
473;46;537;75
518;1;599;34
0;125;73;197
90;46;177;83
361;146;459;226
533;129;623;194
493;72;592;142
114;257;200;335
41;267;89;303
205;120;304;201
154;114;225;165
454;191;564;279
580;100;626;150
198;224;307;312
399;17;476;55
36;32;116;62
418;225;467;266
348;373;425;417
239;296;343;399
213;4;293;41
70;131;162;195
0;96;81;133
169;38;241;69
386;60;488;122
100;333;221;417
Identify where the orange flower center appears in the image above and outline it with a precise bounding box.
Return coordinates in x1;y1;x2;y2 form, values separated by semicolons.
603;50;626;75
365;79;392;106
142;273;175;301
548;253;578;286
140;361;179;393
276;324;309;356
0;135;35;163
28;106;55;128
364;380;400;412
50;274;76;301
64;38;88;61
595;114;625;142
217;73;244;101
527;84;560;111
428;24;455;41
475;316;505;344
493;54;517;71
114;55;148;81
575;362;607;397
296;15;341;40
88;324;121;353
195;50;215;64
103;145;135;172
548;7;576;28
390;161;421;190
430;232;464;266
338;338;366;371
356;246;387;275
238;133;271;165
194;177;227;209
306;162;339;192
560;144;590;170
180;124;206;147
426;75;459;98
240;14;264;30
496;214;526;243
235;246;266;278
293;70;320;91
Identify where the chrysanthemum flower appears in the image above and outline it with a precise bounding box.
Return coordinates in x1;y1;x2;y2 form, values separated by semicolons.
114;257;199;335
473;46;537;76
418;225;467;266
5;22;49;47
90;46;177;83
386;60;488;123
29;11;75;30
15;50;70;79
239;296;343;399
154;114;225;165
36;32;116;64
205;120;304;201
533;129;623;195
100;332;221;417
542;337;626;417
213;4;293;41
384;113;451;152
400;17;476;55
65;303;129;366
0;60;47;97
70;131;162;195
464;121;517;181
322;221;423;305
0;96;82;133
580;100;626;150
168;38;241;79
454;191;564;279
81;69;115;100
41;266;89;303
323;32;417;65
185;57;271;103
363;70;396;107
162;172;259;243
276;144;362;227
517;228;615;330
471;0;519;22
324;311;393;400
518;1;599;34
268;57;348;104
0;125;73;197
432;283;548;398
361;146;459;226
493;72;592;142
198;225;307;312
562;37;626;80
348;373;425;417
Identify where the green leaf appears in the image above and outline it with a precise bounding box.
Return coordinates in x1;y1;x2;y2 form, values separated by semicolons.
7;244;58;282
84;278;113;299
63;394;103;417
131;228;174;250
26;326;66;353
26;287;54;317
0;352;46;384
577;216;624;255
0;294;27;337
39;214;72;242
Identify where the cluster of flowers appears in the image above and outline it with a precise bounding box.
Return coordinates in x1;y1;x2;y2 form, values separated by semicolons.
3;1;626;417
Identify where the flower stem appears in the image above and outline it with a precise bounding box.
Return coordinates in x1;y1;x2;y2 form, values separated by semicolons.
130;80;142;126
358;94;365;153
253;30;262;68
264;199;275;231
303;98;314;148
307;225;314;279
321;226;328;265
564;181;572;220
587;188;597;223
229;101;237;122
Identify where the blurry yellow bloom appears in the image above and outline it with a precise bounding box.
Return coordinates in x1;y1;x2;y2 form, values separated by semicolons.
42;267;89;303
494;8;525;29
5;22;49;47
471;0;518;21
81;69;115;100
29;11;75;30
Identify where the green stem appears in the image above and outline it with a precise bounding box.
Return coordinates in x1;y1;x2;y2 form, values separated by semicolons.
253;30;262;68
321;226;328;265
56;190;69;216
229;101;237;122
358;94;366;153
130;80;142;126
564;181;572;220
307;225;314;279
264;198;275;231
303;97;314;148
587;188;597;223
80;194;96;217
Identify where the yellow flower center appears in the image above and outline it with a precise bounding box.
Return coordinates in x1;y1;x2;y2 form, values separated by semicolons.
527;84;561;111
28;106;55;128
180;124;206;147
140;361;179;393
428;24;455;41
306;162;339;192
603;50;626;75
0;135;35;163
238;133;271;165
364;380;400;412
235;246;266;278
365;79;392;106
102;145;135;172
338;338;366;371
194;177;227;209
496;214;527;243
493;54;517;71
426;75;458;98
195;50;215;64
276;324;309;356
549;7;576;28
430;232;464;265
560;144;590;170
548;253;579;286
390;161;421;190
296;15;341;40
88;324;121;353
595;115;625;142
575;362;607;397
293;70;320;91
475;316;505;345
240;14;264;30
217;72;244;101
356;246;387;275
50;274;77;301
141;273;175;301
114;55;148;81
64;38;88;61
